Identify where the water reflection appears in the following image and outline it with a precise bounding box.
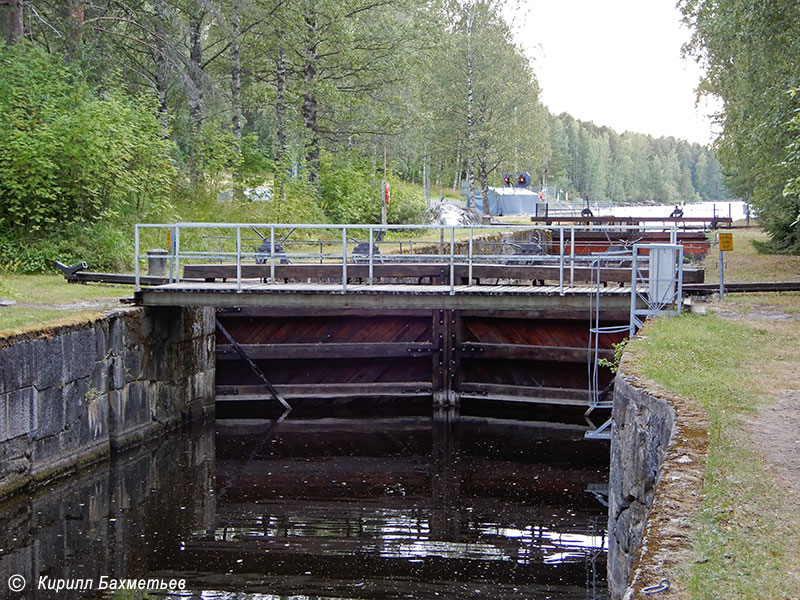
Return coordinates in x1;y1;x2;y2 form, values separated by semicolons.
0;410;609;599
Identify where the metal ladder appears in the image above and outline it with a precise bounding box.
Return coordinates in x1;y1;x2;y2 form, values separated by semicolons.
585;238;684;440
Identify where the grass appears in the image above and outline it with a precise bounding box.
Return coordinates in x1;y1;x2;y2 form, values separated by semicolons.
624;226;800;599
701;227;800;283
0;274;126;333
0;308;110;336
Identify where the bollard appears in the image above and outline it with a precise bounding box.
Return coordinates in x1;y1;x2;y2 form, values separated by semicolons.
146;249;169;277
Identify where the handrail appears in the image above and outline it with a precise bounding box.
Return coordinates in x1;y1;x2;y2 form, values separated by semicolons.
134;222;676;293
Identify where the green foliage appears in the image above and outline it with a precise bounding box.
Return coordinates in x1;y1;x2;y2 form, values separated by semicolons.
239;134;273;184
777;88;800;251
193;122;242;185
173;176;328;227
320;152;426;224
0;43;176;233
681;0;800;251
0;222;132;273
0;2;738;273
386;180;427;225
320;152;381;223
598;337;628;374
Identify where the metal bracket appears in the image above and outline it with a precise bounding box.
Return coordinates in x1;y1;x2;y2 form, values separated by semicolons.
54;260;88;280
584;416;612;440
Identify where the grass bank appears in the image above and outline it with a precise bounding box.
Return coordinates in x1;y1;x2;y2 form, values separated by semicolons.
623;226;800;599
0;275;125;334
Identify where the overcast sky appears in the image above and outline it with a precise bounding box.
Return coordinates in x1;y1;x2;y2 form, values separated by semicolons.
511;0;718;145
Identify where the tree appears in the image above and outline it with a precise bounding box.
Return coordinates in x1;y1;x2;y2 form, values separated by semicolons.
422;0;546;213
681;0;800;250
0;44;175;231
3;0;24;45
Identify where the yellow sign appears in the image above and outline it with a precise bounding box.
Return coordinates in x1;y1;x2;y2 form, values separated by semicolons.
719;232;734;252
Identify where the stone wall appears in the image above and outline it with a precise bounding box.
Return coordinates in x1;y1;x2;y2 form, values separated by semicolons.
607;371;708;600
607;372;676;599
0;306;215;499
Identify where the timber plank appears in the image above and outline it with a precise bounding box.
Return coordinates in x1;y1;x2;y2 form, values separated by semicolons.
216;342;435;360
456;382;590;405
217;315;433;345
182;262;704;284
216;382;434;400
456;342;611;362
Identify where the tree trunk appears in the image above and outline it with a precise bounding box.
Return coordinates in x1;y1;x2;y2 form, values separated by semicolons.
478;157;490;216
275;45;288;167
152;0;169;133
59;0;84;57
230;0;243;196
452;150;461;191
188;7;205;183
465;6;476;209
230;1;242;149
302;12;320;185
303;48;320;184
275;44;288;198
6;0;23;45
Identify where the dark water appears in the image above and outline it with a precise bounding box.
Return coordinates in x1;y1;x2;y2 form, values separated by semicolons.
0;408;609;599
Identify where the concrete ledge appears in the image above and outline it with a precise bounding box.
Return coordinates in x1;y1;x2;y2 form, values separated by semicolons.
0;306;216;500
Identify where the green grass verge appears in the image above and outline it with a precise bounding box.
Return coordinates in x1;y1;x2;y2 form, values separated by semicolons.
1;275;126;304
702;228;800;283
0;275;125;332
626;312;800;599
0;307;106;333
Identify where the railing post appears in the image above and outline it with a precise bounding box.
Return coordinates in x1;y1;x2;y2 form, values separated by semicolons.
342;226;348;293
270;227;276;282
168;227;175;281
630;249;639;337
174;225;180;284
559;226;565;296
368;226;374;285
236;225;242;293
449;226;455;295
569;226;575;287
134;225;140;292
468;227;474;284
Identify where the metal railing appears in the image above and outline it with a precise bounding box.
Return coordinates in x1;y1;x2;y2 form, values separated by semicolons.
134;222;680;296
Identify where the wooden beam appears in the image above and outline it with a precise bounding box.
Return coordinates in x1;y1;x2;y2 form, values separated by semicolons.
183;262;447;280
217;342;436;360
531;215;732;225
456;342;611;362
684;281;800;294
457;382;590;406
216;382;434;400
182;262;704;284
139;283;634;316
216;306;435;318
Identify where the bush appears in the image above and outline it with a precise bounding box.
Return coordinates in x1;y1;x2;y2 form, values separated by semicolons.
386;179;427;225
320;151;427;224
320;152;379;223
0;43;175;233
0;222;133;274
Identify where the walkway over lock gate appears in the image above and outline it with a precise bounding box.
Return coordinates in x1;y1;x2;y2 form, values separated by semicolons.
133;223;693;412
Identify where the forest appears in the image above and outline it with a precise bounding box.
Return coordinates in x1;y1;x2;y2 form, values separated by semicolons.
1;1;730;271
681;0;800;252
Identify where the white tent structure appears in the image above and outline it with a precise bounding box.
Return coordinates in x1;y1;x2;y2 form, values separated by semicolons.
472;187;547;215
